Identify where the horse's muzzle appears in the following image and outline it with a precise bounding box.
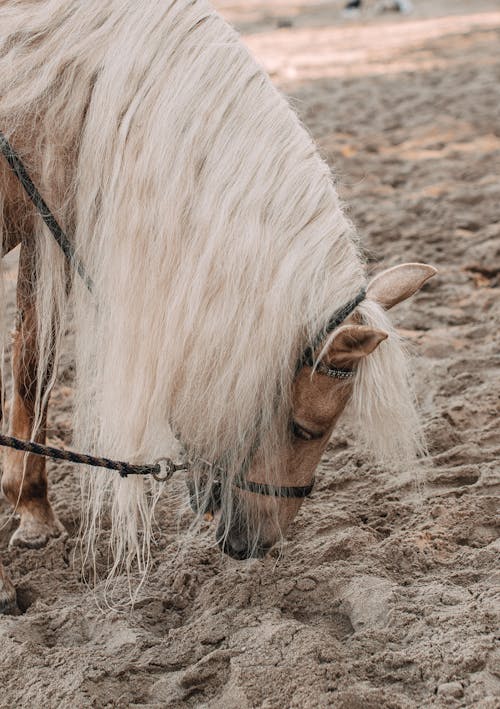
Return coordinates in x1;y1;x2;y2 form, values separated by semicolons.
216;518;272;560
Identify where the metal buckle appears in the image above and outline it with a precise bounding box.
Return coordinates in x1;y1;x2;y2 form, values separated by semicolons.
152;458;177;482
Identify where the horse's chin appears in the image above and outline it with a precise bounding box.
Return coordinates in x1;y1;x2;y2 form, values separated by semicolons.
187;480;282;560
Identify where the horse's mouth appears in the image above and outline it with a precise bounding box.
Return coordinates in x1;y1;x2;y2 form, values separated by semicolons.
216;526;272;560
215;509;276;560
187;479;274;560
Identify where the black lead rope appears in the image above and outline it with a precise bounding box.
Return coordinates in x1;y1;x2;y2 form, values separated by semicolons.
0;131;366;498
0;433;187;482
0;430;313;496
0;131;94;292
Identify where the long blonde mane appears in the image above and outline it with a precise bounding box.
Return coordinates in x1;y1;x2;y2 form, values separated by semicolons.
0;0;421;578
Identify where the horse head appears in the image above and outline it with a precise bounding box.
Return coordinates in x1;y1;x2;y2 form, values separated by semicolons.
209;262;436;559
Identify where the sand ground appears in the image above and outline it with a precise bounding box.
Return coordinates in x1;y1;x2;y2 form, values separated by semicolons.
0;1;499;707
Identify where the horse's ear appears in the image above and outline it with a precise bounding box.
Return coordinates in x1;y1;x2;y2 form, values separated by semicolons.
367;263;437;310
326;325;388;367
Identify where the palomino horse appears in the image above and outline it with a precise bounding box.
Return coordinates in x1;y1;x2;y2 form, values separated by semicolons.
0;0;435;612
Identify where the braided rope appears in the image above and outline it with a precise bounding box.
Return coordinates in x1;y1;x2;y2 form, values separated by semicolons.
0;433;185;481
0;434;316;498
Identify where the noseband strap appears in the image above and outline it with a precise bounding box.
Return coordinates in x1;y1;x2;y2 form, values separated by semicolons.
234;477;315;498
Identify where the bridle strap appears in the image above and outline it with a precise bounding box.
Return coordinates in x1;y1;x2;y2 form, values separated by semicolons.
300;287;366;370
234;477;315;499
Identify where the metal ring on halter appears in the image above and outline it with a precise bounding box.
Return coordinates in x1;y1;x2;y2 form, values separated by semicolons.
152;458;176;482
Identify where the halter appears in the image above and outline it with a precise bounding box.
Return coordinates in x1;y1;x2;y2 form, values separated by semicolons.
230;288;366;499
234;477;315;498
301;288;367;377
0;131;366;500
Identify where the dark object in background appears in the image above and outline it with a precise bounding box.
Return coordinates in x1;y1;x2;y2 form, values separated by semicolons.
344;0;413;13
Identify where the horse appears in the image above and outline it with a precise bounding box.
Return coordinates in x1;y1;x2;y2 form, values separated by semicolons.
0;0;435;612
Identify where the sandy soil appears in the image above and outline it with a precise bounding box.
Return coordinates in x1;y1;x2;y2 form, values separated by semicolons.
1;1;499;707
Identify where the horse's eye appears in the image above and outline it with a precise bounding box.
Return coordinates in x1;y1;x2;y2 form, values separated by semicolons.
291;421;324;441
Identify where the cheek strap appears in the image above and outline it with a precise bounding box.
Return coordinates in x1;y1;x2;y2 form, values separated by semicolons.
299;288;367;372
